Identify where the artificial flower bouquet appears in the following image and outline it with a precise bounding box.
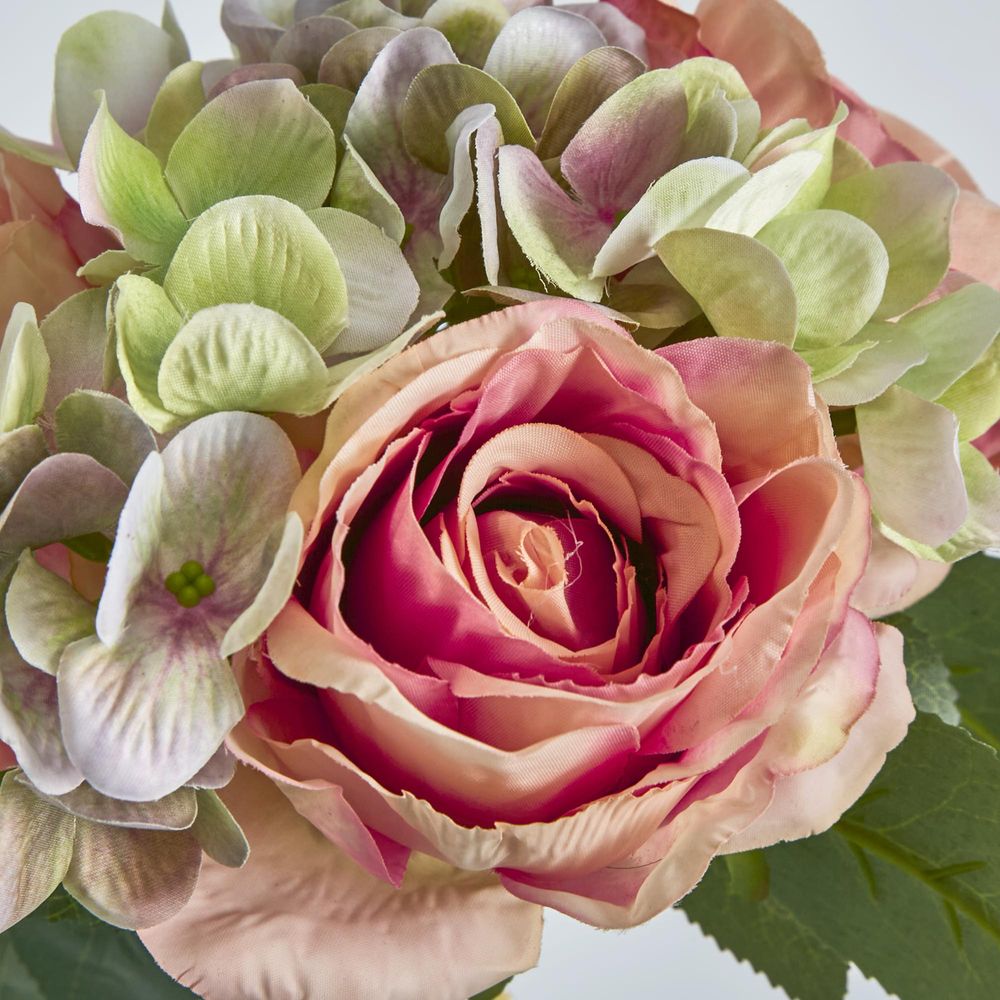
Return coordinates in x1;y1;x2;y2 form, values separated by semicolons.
0;0;998;997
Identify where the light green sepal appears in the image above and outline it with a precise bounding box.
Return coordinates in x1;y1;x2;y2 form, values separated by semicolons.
157;305;331;419
144;60;206;165
656;228;797;345
0;305;49;434
800;341;876;382
330;138;406;243
113;275;184;433
935;339;1000;442
164;78;338;218
78;251;147;286
79;97;188;265
755;209;888;349
55;11;179;167
895;283;1000;400
163;196;349;354
823;162;958;320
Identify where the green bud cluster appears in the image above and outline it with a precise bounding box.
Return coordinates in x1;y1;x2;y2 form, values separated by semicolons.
164;560;216;608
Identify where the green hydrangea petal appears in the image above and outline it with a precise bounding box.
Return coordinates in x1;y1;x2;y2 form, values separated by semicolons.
329;138;407;243
144;61;206;166
755;208;888;349
317;26;403;91
934;339;1000;442
0;305;49;434
163;196;348;354
165;79;338;217
823;162;958;320
423;0;509;68
656;228;797;345
271;16;357;81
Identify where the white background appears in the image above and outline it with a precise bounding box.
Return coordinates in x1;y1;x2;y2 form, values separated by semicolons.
0;2;994;998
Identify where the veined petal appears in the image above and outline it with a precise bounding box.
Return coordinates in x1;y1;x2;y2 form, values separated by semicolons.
497;146;610;301
65;819;202;929
0;426;47;512
0;772;75;932
6;550;96;676
857;385;967;547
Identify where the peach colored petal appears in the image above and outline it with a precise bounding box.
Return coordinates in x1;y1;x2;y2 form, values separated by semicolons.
606;0;704;68
877;109;981;193
696;0;836;129
0;220;86;325
721;622;913;853
951;191;1000;293
659;337;838;487
140;767;542;1000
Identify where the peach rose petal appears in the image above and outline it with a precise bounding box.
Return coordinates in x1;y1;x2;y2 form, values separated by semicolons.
878;108;981;192
721;622;913;852
141;767;542;1000
696;0;837;129
951;191;1000;293
851;529;951;618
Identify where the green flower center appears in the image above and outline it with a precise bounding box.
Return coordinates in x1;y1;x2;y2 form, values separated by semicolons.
164;560;216;608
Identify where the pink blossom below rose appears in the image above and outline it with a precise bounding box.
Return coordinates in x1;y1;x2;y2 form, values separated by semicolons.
142;300;914;998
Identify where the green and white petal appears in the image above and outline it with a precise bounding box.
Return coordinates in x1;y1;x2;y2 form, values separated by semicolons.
0;773;75;932
656;228;797;345
220;512;303;657
0;426;47;512
65;820;202;929
157;305;331;419
163;197;348;354
0;454;129;580
0;626;82;795
191;789;250;868
436;105;499;273
6;550;96;675
497;146;610;301
308;208;420;354
36;780;197;831
144;61;207;166
482;7;604;135
165;80;338;217
755;209;888;349
78;98;188;265
55;391;157;487
95;412;301;647
798;340;876;383
536;45;645;161
330;138;407;243
895;283;1000;400
402;63;533;174
705;149;823;236
0;304;49;434
673;57;755;161
814;322;929;407
114;276;185;433
857;385;967;548
561;70;688;220
77;250;147;287
593;157;750;278
55;11;181;166
271;16;357;80
823;162;958;320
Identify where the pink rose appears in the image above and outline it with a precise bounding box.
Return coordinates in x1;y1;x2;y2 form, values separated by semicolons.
143;301;913;997
0;151;115;326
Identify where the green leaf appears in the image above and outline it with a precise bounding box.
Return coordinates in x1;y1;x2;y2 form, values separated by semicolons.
682;854;848;1000
881;613;961;724
690;714;1000;1000
902;554;1000;750
164;78;338;217
0;889;193;998
78;98;188;265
